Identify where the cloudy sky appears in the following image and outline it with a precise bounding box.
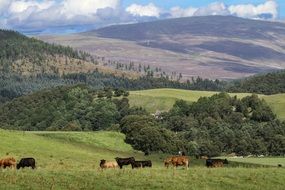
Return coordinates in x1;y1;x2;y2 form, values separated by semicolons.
0;0;283;35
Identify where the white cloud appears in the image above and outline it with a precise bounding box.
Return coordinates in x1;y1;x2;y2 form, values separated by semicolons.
3;0;122;33
170;6;197;18
126;3;160;17
0;0;12;14
228;0;278;19
62;0;120;18
193;2;229;16
8;0;54;14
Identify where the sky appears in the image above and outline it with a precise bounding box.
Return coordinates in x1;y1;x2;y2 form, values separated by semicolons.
0;0;284;35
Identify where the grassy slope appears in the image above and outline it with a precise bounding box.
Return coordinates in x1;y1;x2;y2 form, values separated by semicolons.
0;129;285;189
129;88;285;120
263;94;285;121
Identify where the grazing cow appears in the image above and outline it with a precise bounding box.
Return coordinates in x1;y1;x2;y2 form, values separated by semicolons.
131;160;152;169
206;159;228;168
0;157;16;169
16;158;36;169
99;160;118;169
164;156;189;169
115;157;135;169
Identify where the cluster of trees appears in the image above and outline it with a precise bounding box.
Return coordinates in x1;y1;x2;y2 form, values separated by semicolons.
0;85;140;131
227;70;285;95
120;93;285;156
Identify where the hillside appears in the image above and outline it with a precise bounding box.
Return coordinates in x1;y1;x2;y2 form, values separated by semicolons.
0;130;284;189
129;88;285;120
1;29;140;77
41;16;285;80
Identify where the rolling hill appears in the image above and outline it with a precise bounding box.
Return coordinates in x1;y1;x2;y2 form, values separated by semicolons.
128;88;285;120
1;129;285;189
41;16;285;80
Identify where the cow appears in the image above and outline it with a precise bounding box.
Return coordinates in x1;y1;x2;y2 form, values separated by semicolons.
164;156;189;169
131;160;152;169
164;157;172;168
16;158;36;169
115;157;135;169
0;157;16;169
206;159;228;168
99;160;118;169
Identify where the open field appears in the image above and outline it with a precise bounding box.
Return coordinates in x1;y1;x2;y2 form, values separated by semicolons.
225;157;285;167
129;88;285;120
1;129;285;189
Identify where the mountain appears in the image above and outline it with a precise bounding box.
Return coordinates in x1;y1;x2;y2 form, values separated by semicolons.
41;16;285;80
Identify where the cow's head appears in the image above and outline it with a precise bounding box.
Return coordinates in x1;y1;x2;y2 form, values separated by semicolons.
100;160;106;166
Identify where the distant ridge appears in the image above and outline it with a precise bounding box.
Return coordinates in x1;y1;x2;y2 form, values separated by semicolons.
92;16;285;41
40;15;285;79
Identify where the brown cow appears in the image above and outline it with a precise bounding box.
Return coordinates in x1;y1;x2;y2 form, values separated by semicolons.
100;160;118;169
0;157;16;169
164;156;189;169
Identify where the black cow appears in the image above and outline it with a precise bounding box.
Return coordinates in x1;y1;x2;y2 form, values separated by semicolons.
16;158;36;169
206;159;228;168
131;160;152;169
115;157;135;169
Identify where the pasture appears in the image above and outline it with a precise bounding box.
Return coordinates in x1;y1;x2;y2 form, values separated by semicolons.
226;157;285;167
0;129;285;190
129;88;285;120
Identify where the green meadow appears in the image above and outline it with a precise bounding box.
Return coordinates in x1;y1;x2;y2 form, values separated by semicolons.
0;129;285;190
226;157;285;166
129;88;285;120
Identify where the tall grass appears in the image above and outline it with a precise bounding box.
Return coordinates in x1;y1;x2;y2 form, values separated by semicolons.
1;168;284;190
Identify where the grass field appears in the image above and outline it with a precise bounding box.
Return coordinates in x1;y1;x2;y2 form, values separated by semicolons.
1;129;285;190
129;88;285;120
226;157;285;167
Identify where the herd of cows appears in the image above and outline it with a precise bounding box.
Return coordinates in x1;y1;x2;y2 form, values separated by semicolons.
100;156;229;169
0;156;229;170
